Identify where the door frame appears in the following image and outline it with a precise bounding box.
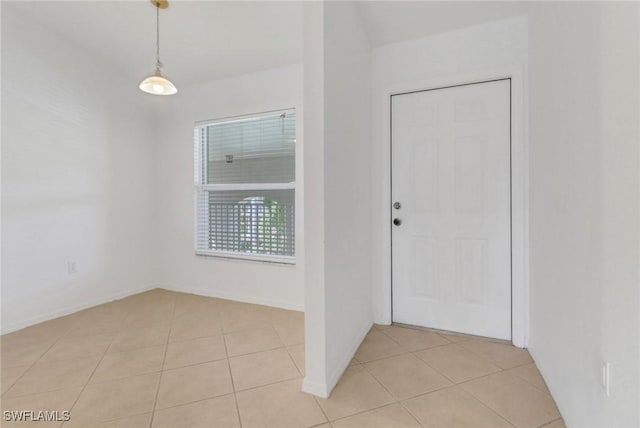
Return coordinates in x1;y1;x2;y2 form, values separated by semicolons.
382;66;529;347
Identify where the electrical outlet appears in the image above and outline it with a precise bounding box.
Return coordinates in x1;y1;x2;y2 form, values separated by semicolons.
67;261;78;274
601;361;611;397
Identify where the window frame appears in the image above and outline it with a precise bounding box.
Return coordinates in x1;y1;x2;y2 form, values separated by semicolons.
193;108;297;265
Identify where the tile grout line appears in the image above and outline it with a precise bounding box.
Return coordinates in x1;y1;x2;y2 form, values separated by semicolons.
225;375;306;396
226;343;291;360
63;303;140;427
2;292;164;401
57;287;174;427
84;349;228;384
538;417;564;428
456;359;540;385
1;341;58;399
356;359;401;399
410;341;498;366
457;387;519;428
282;344;305;378
308;422;331;428
372;326;458;360
385;331;538;389
505;365;556;396
2;317;131;399
122;392;237;416
271;312;333;426
408;350;460;386
329;399;425;428
378;324;454;342
270;319;309;392
355;325;458;421
77;410;154;427
455;338;534;367
2;325;78;428
1;315;87;399
395;399;427;428
354;343;445;365
455;368;560;428
396;381;515;428
406;342;508;386
448;361;527;428
148;293;178;428
311;395;331;425
356;356;427;427
222;321;281;336
376;326;417;350
166;331;225;345
371;370;506;428
221;312;244;428
354;327;531;427
390;322;508;345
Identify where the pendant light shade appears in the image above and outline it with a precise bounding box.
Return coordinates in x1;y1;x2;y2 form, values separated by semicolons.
139;69;177;95
140;0;177;95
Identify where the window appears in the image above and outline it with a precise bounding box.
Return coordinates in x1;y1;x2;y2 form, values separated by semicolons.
194;110;296;263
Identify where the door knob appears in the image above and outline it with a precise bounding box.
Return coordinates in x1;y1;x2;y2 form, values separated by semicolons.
393;218;402;226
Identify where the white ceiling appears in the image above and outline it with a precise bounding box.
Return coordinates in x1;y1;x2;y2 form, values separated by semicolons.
3;0;303;88
356;1;528;47
4;1;527;88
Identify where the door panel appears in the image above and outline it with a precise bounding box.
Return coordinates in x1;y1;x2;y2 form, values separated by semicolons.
391;79;511;340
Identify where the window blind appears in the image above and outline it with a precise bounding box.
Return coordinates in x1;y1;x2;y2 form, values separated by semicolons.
194;110;296;261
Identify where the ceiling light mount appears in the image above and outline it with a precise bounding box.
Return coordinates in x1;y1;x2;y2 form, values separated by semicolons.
151;0;169;9
139;0;177;95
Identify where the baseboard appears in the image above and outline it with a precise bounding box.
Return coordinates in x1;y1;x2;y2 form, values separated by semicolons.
302;377;330;398
325;320;372;395
1;284;157;335
156;284;304;312
302;320;372;398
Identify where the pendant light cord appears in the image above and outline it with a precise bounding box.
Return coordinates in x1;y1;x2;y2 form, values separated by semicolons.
156;4;161;70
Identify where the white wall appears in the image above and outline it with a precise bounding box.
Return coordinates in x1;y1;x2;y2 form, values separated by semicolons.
153;64;305;311
322;0;373;395
527;3;640;426
370;16;529;326
302;1;373;398
1;7;156;332
301;0;328;397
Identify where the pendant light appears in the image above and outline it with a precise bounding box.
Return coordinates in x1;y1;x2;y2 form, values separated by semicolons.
139;0;177;95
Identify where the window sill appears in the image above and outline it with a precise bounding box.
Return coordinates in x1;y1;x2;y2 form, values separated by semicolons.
195;250;296;266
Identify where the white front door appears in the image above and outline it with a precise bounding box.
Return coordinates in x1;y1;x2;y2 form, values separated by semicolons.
391;79;511;340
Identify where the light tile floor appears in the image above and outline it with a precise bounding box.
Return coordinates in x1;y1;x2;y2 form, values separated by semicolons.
1;289;565;427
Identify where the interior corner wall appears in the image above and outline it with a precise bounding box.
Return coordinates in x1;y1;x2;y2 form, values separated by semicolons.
152;64;305;311
322;0;373;395
1;7;156;333
527;2;640;426
370;16;529;325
